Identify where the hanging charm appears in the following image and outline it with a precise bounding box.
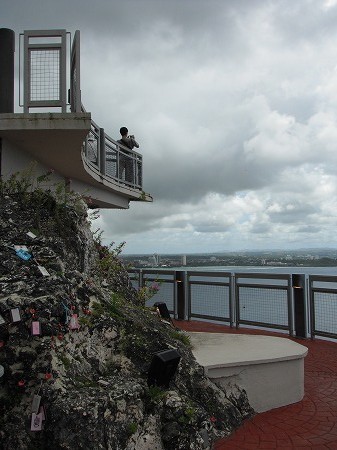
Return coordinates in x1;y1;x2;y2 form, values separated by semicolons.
30;412;43;431
39;405;46;421
31;321;41;336
38;266;50;276
31;394;41;413
69;313;80;330
15;248;32;261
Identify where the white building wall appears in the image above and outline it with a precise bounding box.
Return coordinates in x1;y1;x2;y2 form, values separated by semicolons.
1;137;64;185
1;137;129;209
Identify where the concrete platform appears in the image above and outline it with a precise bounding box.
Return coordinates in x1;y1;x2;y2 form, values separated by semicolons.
188;332;308;412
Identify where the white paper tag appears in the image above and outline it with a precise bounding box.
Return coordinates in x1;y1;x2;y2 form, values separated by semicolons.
10;308;21;323
27;231;37;239
14;245;29;252
38;266;50;276
31;412;43;431
31;394;41;413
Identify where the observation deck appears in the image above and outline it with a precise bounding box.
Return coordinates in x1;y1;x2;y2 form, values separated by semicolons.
0;28;152;209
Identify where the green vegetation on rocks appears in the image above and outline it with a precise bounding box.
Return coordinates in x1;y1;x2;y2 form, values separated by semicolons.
0;178;253;450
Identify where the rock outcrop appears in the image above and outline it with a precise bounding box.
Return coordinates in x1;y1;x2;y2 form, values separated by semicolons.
0;188;253;450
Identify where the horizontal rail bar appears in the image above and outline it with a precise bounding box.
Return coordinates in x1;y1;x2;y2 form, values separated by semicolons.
236;283;289;290
189;313;231;322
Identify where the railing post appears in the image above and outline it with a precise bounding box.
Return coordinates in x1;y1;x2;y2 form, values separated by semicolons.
292;274;306;338
235;274;240;329
99;128;106;175
176;271;185;320
230;273;235;328
309;276;315;340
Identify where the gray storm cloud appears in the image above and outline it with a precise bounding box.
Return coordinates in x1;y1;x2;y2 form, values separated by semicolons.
3;0;337;253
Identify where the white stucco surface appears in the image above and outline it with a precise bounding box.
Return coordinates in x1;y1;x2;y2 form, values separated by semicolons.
189;332;308;413
0;112;151;208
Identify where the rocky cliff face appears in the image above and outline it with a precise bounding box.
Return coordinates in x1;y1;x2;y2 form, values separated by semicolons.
0;188;253;450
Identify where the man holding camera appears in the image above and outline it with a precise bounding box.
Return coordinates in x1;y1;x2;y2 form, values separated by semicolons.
117;127;139;184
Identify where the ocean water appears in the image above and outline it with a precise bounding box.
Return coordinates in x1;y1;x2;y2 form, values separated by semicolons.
167;265;337;276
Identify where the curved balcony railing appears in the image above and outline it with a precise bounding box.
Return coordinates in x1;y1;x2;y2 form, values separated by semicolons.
18;29;148;200
69;31;144;193
82;119;143;191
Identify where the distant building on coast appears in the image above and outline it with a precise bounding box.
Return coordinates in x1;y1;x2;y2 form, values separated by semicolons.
151;254;160;266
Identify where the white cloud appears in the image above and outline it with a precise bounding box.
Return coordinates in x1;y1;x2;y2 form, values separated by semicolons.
3;0;337;253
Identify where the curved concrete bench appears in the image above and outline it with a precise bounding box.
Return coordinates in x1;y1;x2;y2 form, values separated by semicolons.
188;332;308;413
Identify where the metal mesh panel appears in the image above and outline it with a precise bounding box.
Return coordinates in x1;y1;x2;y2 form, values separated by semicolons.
72;66;78;106
29;49;60;101
239;287;288;326
128;273;140;290
130;280;138;290
313;292;337;335
70;30;80;112
87;128;98;165
106;152;118;179
190;284;230;319
136;159;142;186
145;282;174;311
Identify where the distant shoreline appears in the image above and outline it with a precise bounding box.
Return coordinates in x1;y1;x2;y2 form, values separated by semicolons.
128;265;337;276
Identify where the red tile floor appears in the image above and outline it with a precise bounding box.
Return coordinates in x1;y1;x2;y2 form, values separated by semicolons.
174;320;337;449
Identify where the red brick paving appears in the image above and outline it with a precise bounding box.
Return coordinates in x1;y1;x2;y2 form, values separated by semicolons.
174;320;337;450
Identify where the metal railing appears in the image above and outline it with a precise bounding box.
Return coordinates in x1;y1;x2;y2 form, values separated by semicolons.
129;268;337;340
188;271;233;325
69;31;143;191
141;270;177;314
82;119;143;190
20;29;144;191
309;275;337;340
235;273;292;334
21;29;67;113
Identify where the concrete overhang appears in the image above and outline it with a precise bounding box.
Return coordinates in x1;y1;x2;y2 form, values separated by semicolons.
0;113;152;208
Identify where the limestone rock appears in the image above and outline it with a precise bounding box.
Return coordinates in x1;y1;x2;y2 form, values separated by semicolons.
0;191;253;449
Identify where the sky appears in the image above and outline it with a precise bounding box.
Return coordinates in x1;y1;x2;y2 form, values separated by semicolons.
3;0;337;254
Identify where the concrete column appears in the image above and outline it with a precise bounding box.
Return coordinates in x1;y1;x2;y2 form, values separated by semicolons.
0;28;15;113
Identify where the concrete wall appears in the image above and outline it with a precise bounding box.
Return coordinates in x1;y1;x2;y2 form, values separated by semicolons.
0;137;129;209
1;137;64;185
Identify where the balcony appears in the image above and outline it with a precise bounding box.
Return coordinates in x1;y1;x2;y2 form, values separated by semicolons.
0;28;152;209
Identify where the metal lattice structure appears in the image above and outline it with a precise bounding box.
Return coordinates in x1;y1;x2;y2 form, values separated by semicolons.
23;29;67;112
19;28;146;195
70;30;81;112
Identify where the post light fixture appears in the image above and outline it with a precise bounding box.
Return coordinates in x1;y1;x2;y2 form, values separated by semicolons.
292;274;306;338
154;302;171;322
147;349;181;388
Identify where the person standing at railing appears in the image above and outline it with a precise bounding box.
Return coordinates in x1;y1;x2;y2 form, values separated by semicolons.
117;127;139;184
